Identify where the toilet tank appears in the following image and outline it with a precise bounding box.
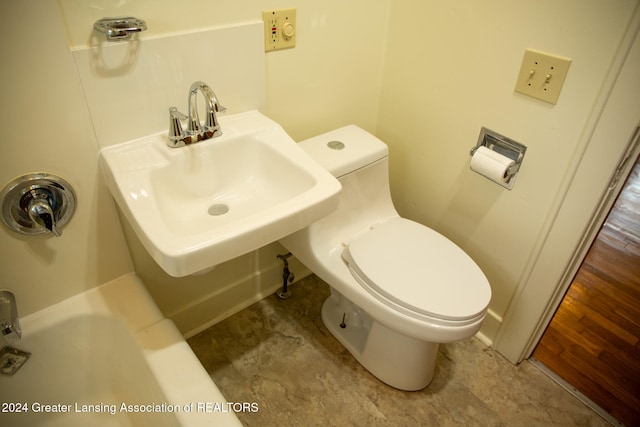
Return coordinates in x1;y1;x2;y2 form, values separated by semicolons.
291;125;399;252
298;125;389;178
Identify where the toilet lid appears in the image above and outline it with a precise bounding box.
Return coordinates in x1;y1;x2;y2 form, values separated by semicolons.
342;218;491;321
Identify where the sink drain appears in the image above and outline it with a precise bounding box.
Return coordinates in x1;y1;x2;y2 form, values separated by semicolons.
208;203;229;216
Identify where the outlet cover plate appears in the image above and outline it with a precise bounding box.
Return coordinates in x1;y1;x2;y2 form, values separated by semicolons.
514;49;572;104
263;9;296;52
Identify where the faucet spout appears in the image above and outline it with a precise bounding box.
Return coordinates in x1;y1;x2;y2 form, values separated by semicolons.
167;81;225;148
0;291;21;346
187;81;226;139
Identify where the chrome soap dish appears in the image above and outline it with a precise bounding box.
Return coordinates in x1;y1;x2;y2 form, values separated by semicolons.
94;17;147;41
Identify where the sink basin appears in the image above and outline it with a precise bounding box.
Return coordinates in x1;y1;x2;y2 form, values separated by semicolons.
100;111;341;277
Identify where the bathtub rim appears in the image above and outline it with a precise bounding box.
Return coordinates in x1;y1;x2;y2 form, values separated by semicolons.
11;273;242;427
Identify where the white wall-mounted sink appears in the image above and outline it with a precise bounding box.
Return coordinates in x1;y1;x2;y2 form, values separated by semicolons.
100;111;341;277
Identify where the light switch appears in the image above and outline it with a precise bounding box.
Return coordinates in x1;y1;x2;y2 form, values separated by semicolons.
263;9;296;52
514;49;572;104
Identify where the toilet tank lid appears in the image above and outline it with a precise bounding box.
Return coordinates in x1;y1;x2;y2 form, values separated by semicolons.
298;125;389;178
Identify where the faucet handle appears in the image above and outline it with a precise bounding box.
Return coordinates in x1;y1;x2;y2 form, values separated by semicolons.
28;197;60;236
204;100;226;132
170;106;188;120
21;188;62;236
168;107;187;142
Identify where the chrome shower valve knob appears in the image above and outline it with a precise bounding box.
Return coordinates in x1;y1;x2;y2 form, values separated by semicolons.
0;173;76;237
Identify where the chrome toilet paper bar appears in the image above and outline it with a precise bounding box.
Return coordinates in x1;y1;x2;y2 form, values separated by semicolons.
470;127;527;190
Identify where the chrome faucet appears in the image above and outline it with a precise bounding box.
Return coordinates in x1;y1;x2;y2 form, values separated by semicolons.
0;291;21;346
167;81;226;147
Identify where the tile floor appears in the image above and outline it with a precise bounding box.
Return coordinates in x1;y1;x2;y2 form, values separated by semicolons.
188;275;608;426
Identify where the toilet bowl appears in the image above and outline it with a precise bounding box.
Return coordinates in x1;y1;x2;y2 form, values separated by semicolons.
280;125;491;391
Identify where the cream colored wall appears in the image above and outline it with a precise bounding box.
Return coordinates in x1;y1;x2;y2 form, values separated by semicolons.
377;0;638;341
58;0;391;141
495;25;640;362
0;1;133;316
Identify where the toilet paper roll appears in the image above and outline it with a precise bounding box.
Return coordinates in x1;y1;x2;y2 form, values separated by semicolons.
470;146;515;184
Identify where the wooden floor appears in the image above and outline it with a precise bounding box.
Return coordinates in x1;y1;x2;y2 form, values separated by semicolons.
533;156;640;426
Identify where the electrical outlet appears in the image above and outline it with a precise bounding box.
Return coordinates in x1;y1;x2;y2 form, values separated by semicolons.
263;9;296;52
514;49;572;104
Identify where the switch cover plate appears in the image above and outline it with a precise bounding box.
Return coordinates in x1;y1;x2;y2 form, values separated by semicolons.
263;9;296;52
514;49;572;104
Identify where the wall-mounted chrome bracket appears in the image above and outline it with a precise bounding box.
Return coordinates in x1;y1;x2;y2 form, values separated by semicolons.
1;173;76;237
470;127;527;190
94;17;147;41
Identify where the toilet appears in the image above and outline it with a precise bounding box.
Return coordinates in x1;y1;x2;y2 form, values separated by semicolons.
279;125;492;391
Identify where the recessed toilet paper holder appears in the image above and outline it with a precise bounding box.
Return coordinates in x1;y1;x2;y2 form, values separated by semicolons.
470;127;527;189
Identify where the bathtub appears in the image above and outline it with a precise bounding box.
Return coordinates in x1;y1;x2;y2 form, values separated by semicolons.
0;274;242;426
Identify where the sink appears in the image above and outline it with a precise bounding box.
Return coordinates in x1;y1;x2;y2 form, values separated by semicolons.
100;110;341;277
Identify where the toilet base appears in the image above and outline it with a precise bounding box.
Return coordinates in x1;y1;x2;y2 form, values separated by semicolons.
321;289;439;391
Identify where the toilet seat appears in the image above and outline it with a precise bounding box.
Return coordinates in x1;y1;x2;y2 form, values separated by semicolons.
342;218;491;322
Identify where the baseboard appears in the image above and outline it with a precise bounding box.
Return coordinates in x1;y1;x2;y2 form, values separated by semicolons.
173;258;311;339
172;265;504;349
475;308;502;347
